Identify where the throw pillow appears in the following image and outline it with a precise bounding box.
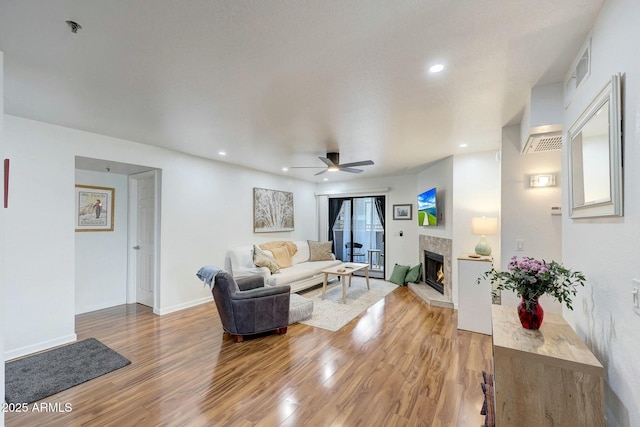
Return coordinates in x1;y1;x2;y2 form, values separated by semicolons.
260;240;298;257
405;263;422;284
308;240;334;261
270;246;292;268
291;242;309;264
389;263;410;285
253;245;280;274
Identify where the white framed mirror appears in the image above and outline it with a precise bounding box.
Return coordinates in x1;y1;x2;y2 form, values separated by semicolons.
568;74;623;218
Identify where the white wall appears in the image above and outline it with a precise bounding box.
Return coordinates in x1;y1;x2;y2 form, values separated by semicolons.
75;170;129;314
4;118;78;359
452;151;502;261
562;0;640;425
501;126;563;312
316;174;419;277
1;50;6;427
417;156;454;239
452;151;501;307
3;115;318;359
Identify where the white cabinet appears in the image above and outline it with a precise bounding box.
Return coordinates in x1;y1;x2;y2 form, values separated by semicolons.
457;254;493;335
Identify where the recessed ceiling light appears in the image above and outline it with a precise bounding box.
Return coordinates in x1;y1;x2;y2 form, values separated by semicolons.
429;63;445;73
282;167;289;172
218;151;226;156
459;143;468;148
323;178;328;181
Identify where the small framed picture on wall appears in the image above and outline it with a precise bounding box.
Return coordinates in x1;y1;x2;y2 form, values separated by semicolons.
393;204;413;220
75;185;115;232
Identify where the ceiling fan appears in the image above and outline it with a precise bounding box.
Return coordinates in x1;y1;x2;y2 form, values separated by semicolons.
290;152;374;176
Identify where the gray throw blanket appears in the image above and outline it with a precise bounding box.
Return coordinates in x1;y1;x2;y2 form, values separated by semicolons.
196;265;222;287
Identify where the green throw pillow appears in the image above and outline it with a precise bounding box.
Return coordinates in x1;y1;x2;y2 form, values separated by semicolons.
390;263;410;285
405;263;422;284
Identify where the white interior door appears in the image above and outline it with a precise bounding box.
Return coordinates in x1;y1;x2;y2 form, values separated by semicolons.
131;171;157;307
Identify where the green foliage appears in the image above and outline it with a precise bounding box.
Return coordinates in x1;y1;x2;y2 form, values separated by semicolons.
477;256;586;311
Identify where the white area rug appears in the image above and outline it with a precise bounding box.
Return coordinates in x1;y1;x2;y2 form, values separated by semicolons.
298;277;398;331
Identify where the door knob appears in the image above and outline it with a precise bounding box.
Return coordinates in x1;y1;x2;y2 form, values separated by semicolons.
133;245;140;250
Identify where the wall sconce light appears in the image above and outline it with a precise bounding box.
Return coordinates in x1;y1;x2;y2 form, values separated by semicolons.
471;216;498;256
530;174;556;187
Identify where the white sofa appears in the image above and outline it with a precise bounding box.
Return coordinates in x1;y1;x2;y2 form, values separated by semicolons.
224;240;342;293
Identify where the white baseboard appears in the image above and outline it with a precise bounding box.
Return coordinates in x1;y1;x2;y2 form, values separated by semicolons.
155;296;211;316
4;333;78;361
75;299;127;315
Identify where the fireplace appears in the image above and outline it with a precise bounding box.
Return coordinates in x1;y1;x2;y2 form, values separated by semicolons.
412;235;452;308
424;250;445;294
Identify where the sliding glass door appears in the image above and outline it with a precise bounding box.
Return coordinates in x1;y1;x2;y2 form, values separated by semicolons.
329;196;385;278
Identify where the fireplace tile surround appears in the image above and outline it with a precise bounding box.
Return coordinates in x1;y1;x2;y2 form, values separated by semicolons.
408;235;454;309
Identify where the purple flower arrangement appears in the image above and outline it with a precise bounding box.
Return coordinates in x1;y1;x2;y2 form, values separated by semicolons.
477;256;586;310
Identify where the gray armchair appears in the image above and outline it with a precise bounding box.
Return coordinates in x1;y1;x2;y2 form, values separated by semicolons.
211;271;290;343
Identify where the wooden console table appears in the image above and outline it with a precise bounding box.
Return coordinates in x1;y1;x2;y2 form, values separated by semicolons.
491;305;604;426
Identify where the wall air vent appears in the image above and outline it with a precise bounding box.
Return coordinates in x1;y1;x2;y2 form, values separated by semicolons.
522;125;563;154
575;45;590;88
564;37;591;106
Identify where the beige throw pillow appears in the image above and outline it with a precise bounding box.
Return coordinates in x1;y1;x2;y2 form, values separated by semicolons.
253;245;280;274
308;240;334;261
270;246;292;268
260;241;298;257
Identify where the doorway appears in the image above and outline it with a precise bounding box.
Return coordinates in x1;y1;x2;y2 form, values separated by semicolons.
74;157;161;314
128;170;161;309
329;196;385;279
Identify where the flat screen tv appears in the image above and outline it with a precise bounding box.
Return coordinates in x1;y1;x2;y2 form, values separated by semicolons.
417;188;437;226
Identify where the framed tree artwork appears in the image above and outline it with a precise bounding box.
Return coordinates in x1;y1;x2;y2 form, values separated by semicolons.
253;187;294;233
75;185;115;232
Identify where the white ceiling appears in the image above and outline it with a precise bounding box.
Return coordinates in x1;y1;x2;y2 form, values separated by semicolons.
0;1;603;182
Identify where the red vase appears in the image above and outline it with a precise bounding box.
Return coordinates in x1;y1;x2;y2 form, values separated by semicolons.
517;297;544;329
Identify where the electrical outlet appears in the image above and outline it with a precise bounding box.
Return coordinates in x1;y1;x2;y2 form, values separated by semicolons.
516;239;525;251
633;279;640;316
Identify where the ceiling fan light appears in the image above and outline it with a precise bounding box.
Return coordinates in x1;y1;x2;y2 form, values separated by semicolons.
328;166;339;172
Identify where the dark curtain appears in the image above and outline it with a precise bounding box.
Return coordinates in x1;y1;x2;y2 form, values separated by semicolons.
374;196;385;228
328;198;345;253
374;196;385;258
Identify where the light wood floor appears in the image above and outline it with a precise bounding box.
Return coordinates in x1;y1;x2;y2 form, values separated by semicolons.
6;286;492;427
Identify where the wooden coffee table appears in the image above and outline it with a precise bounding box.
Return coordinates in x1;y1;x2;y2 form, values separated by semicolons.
321;263;370;304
